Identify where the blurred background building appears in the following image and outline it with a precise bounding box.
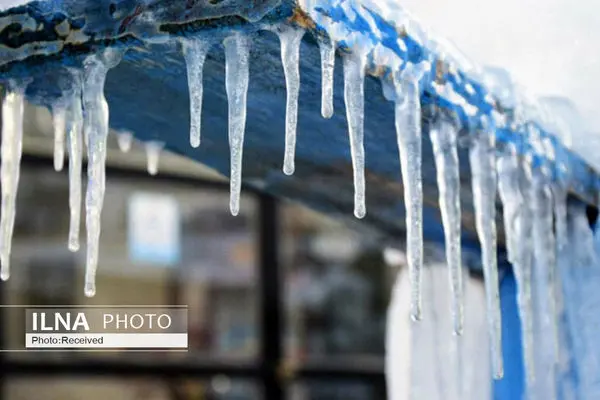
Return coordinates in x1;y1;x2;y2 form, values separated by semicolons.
0;104;400;399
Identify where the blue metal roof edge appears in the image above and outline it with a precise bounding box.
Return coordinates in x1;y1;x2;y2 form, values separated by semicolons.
1;0;595;207
0;0;591;270
313;1;599;204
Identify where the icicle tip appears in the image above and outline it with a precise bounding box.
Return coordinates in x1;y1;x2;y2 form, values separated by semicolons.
283;164;295;176
354;206;366;219
84;282;96;298
0;268;9;282
68;239;80;252
410;310;422;322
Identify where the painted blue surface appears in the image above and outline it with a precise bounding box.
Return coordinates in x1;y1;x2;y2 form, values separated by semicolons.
494;269;525;400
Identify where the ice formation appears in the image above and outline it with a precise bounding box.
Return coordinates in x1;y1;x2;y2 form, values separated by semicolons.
469;128;503;378
66;72;84;253
343;52;367;219
430;116;463;335
393;63;428;321
224;33;251;217
116;130;133;153
52;103;67;172
497;152;535;385
81;49;123;297
552;184;568;252
145;141;164;176
531;173;559;365
277;25;305;176
180;37;212;149
0;82;26;281
318;37;335;119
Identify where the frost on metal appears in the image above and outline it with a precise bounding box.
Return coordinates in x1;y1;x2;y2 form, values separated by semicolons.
0;0;598;390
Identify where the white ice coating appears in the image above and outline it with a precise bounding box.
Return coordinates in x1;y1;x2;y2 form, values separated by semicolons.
497;152;536;385
393;63;428;321
145;141;164;176
82;49;122;297
343;52;367;219
469;131;503;379
224;33;251;217
181;37;212;148
318;37;335;119
277;25;305;176
52;103;67;171
0;83;26;281
531;174;559;367
66;79;84;252
429;117;463;335
116;131;133;153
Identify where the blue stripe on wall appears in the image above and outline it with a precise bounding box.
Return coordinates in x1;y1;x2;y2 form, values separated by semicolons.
494;269;525;400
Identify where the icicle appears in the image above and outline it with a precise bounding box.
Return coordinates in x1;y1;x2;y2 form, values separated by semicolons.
393;63;427;321
66;72;84;252
82;49;122;297
552;184;568;252
318;36;335;119
181;37;212;148
430;117;463;335
497;152;535;385
531;173;560;367
469;129;503;379
52;103;67;171
277;25;305;176
0;81;27;281
497;149;521;264
224;33;251;216
343;52;367;219
145;141;164;176
116;131;133;153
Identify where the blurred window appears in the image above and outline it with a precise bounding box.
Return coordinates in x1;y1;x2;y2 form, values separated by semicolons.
5;166;259;362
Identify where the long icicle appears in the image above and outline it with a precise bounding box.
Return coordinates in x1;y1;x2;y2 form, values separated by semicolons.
469;129;503;378
497;152;535;385
277;25;305;176
497;149;520;265
394;64;426;321
181;37;212;148
318;36;335;119
0;81;27;281
52;103;67;171
430;117;464;335
531;173;560;374
343;52;367;219
67;72;84;252
224;33;251;216
82;49;122;297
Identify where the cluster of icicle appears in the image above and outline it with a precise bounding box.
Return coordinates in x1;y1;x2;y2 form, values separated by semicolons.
0;5;573;391
177;21;508;380
0;49;167;299
293;0;571;387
